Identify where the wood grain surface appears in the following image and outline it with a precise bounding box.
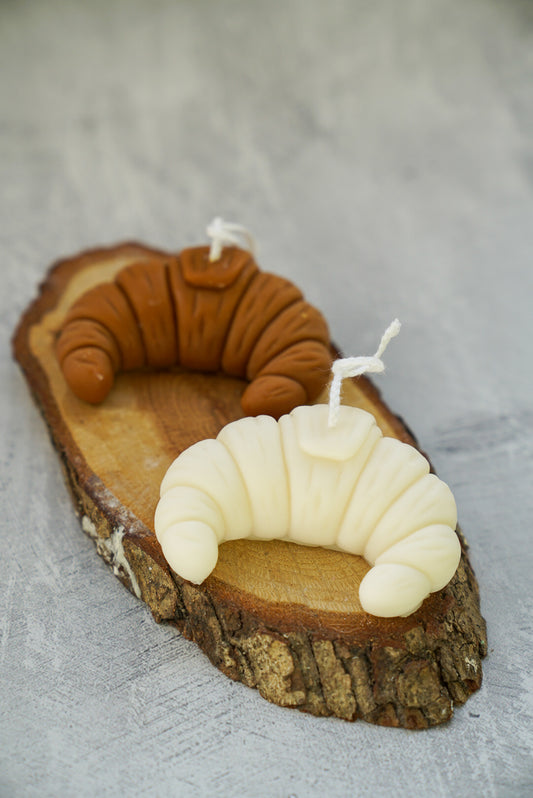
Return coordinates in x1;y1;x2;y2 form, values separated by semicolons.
2;0;533;796
13;243;486;728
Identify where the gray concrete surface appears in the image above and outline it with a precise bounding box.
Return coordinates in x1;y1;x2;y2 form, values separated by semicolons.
1;1;532;796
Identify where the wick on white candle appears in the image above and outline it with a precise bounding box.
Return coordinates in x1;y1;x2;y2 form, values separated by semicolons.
328;319;401;428
206;217;257;262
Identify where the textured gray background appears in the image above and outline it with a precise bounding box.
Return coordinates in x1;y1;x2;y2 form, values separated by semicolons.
1;1;532;796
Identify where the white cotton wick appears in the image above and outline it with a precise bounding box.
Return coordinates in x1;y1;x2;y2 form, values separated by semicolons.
206;217;257;262
328;319;401;428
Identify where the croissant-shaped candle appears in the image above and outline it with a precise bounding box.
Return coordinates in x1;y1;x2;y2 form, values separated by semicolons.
155;322;461;618
55;244;332;418
155;404;460;618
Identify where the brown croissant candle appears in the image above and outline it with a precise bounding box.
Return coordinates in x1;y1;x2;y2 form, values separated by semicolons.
55;245;332;418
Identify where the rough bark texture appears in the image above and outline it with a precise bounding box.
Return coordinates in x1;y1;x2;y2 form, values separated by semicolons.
12;243;487;729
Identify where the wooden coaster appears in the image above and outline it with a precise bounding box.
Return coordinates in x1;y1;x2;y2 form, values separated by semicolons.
13;243;487;728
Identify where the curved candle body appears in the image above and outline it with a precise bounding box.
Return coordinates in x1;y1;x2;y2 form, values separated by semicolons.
55;248;332;419
155;405;460;617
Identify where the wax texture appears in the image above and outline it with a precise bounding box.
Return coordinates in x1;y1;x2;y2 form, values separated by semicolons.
155;405;460;617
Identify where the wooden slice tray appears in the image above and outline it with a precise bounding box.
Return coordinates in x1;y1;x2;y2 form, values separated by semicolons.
12;243;487;728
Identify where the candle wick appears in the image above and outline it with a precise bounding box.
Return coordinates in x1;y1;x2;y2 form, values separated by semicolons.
328;319;401;428
206;217;257;262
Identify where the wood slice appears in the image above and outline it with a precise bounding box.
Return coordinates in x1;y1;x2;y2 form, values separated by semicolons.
13;243;487;729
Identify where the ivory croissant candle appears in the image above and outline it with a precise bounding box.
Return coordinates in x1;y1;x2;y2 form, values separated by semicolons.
155;404;460;618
